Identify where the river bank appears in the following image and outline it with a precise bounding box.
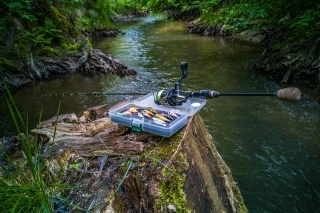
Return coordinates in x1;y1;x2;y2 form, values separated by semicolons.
187;18;320;87
0;38;137;92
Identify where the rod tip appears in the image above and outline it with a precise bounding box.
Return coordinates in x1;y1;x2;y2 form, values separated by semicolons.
276;87;301;101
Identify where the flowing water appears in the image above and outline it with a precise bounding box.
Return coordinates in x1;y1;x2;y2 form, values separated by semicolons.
1;15;319;212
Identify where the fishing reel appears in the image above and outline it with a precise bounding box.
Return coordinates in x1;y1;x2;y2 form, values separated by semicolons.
153;62;221;106
154;62;189;106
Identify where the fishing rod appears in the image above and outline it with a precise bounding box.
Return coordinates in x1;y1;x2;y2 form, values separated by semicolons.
44;62;301;105
42;92;147;97
149;62;300;105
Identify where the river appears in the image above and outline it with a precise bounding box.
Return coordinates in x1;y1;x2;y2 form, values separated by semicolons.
1;15;319;212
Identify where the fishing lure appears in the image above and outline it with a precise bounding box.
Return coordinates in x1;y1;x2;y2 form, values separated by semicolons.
164;111;179;118
147;107;158;115
117;111;132;116
152;117;166;126
161;112;175;121
155;113;170;122
144;109;154;116
137;112;144;118
127;106;138;113
141;110;151;118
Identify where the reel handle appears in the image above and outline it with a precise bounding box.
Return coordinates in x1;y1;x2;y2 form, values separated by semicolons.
175;62;188;95
180;62;188;77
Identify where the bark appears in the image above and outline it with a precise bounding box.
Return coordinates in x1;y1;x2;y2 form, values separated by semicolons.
30;103;247;213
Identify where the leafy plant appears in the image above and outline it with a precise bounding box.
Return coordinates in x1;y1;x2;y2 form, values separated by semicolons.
0;81;67;213
1;0;37;22
15;18;64;56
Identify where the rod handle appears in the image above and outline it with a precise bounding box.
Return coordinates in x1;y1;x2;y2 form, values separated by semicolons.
188;90;220;98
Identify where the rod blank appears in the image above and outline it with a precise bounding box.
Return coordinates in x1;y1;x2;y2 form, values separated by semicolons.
212;87;301;101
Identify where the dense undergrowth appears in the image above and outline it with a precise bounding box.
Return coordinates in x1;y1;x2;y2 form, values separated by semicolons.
1;0;319;78
0;0;115;76
128;0;320;46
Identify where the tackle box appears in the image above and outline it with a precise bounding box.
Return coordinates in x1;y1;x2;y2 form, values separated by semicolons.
108;93;206;137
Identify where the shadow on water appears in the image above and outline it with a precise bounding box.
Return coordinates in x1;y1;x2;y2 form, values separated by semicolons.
1;14;319;212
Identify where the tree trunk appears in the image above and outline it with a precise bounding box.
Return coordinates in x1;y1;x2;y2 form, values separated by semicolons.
32;104;247;213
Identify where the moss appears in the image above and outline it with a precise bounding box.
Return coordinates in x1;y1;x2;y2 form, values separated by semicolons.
39;46;61;56
143;131;191;212
61;43;69;50
59;42;81;54
67;43;81;52
156;151;190;213
232;184;248;213
85;38;93;48
51;7;79;38
0;57;20;73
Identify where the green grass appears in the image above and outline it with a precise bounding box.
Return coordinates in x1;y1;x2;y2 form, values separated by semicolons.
0;81;139;212
0;80;66;213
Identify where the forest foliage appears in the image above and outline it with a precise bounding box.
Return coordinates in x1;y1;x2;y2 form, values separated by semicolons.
0;0;319;74
0;0;116;74
126;0;320;45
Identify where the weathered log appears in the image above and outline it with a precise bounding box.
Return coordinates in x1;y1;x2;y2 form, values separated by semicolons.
88;104;109;120
32;104;247;213
37;113;79;128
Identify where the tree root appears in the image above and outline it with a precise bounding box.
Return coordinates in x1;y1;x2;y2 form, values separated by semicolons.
188;22;232;37
82;28;121;37
250;31;320;85
0;48;137;92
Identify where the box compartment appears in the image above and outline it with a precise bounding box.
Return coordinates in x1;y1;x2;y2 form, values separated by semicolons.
109;93;205;137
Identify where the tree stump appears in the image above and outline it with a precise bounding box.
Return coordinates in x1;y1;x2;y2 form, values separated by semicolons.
32;104;247;213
